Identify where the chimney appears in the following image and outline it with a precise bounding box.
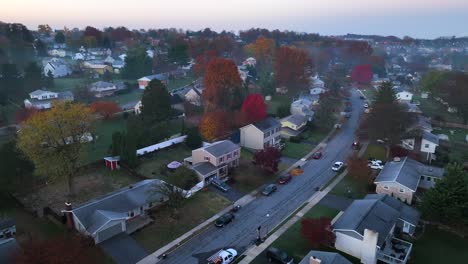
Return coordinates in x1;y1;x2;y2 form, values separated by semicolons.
310;256;322;264
65;202;75;230
361;229;378;264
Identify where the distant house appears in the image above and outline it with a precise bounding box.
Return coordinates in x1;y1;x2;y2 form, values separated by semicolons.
43;59;71;78
186;140;240;183
138;74;169;89
333;194;420;264
184;87;203;106
242;57;256;67
0;218;18;264
395;90;413;103
401;116;439;161
299;250;351;264
374;157;445;204
24;89;74;109
111;60;125;74
83;61;113;75
48;49;67;57
89;81;118;98
73;52;86;60
240;117;282;150
280;114;308;138
64;179;165;244
291;97;316;121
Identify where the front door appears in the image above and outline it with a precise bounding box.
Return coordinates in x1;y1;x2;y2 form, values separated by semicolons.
403;222;411;233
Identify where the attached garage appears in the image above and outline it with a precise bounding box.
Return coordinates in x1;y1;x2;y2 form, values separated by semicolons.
95;221;125;243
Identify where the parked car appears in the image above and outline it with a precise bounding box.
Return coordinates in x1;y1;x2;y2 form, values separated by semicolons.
278;175;292;184
311;151;323;159
262;184;277;196
207;248;237;264
212;178;230;192
359;95;365;100
215;213;235;227
364;108;370;114
266;247;294;264
363;103;369;108
352;141;361;150
332;161;345;172
368;159;384;170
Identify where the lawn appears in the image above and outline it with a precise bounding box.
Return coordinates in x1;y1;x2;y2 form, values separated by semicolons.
52;77;88;92
362;143;387;161
265;94;292;115
101;89;143;107
167;76;196;91
417;97;463;124
132;190;230;252
282;142;314;159
136;145;193;178
82;117;127;164
409;226;468;264
432;127;468;144
251;205;359;264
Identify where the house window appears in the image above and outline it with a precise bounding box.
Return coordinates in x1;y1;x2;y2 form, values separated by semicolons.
399;188;405;193
424;144;430;148
233;151;238;157
264;132;270;138
219;157;224;163
421;176;425;180
383;185;389;190
204;156;210;161
427;177;431;181
130;211;134;217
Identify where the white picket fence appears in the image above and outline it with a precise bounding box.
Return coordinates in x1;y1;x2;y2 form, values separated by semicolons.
183;181;205;198
136;135;187;156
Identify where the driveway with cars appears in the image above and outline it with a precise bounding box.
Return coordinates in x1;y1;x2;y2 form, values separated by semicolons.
100;233;148;264
140;89;363;264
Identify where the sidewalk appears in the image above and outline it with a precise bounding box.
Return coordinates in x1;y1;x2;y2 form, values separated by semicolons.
239;142;369;263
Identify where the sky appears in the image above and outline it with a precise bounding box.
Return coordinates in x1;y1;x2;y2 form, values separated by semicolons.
2;0;468;39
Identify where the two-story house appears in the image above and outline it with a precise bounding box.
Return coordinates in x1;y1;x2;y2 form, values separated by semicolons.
240;117;282;150
280;114;308;138
333;194;420;264
24;89;74;109
188;140;240;183
401;116;439;161
138;74;169;89
374;157;445;204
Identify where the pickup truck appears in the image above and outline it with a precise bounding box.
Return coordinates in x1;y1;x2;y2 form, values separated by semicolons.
207;248;238;264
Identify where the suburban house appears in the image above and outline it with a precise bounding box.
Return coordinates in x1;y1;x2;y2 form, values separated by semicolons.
333;194;420;264
24;89;74;109
0;218;18;264
291;96;315;121
43;59;71;78
374;157;445;204
299;250;351;264
240;117;282;150
64;179;165;244
280;114;308;138
48;49;67;57
112;60;125;73
238;66;249;82
83;61;113;75
184;87;203;106
310;75;326;95
73;52;86;60
138;74;169;89
394;88;413;103
242;57;256;67
89;81;117;98
186;140;240;183
401;130;439;161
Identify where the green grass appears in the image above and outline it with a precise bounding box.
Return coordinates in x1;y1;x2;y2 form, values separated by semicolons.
136;145;193;178
132;191;230;252
363;144;387;161
329;172;370;199
417;97;463;124
409;226;468;264
432;127;468;144
266;94;292;115
251;205;356;264
167;76;196;91
101;89;143;107
52;78;89;92
82;117;127;164
282;142;314;159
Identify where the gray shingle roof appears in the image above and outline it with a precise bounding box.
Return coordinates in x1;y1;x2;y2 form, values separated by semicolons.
71;179;163;234
282;114;307;127
374;157;444;191
192;162;219;176
91;81;115;89
365;194;420;226
299;251;352;264
422;130;439;145
253;117;281;132
140;74;168;81
203;140;240;158
333;198;400;247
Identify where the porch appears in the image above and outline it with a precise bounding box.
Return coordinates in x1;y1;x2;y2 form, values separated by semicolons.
377;237;413;264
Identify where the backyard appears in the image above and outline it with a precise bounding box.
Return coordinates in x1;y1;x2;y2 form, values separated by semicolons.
265;94;292;115
432;127;468;144
251;205;359;264
417;96;464;124
136;145;193;179
132;190;231;252
167;76;197;91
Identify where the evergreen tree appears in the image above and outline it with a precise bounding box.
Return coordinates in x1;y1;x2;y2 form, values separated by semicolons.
0;139;35;194
24;62;43;94
54;32;66;44
121;47;152;79
185;127;202;149
140;79;173;122
110;131;123;156
121;132;138;168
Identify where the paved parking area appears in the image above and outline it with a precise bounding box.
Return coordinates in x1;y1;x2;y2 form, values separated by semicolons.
207;185;244;202
100;233;148;264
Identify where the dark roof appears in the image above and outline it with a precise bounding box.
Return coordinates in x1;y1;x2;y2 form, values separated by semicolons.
374;157;445;191
253;117;281;132
422;131;439;145
192;162;219;176
365;194;420;226
0;238;18;264
0;218;15;230
299;250;352;264
140;74;168;81
203;140;240;158
170;94;183;105
333;198;400;247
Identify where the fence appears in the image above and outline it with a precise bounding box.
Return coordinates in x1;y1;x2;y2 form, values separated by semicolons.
431;120;468;129
136;135;187;156
183;181;205;198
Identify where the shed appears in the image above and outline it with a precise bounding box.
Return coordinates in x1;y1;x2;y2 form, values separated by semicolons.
104;156;120;170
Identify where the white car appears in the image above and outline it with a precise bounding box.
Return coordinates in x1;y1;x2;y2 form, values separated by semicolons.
332;161;345;171
368;160;384;170
363;103;369;108
364;109;370;114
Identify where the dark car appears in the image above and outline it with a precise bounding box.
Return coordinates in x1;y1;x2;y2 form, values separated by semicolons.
278;175;292;184
266;247;294;264
311;151;323;159
351;141;361;150
215;213;235;227
262;184;277;196
359;95;365;100
211;178;230;192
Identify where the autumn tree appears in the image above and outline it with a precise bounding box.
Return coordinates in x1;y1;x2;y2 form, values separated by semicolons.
90;101;120;119
274;46;312;91
367;82;411;144
253;146;281;173
17;102;94;196
351;64;373;84
199;111;229;141
301;217;336;247
140;79;173;122
193;50;218;77
241;93;267;123
244;37;276;67
203;58;243;112
15;108;39;124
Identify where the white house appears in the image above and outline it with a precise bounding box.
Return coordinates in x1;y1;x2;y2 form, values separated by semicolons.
89;81;118;98
240;117;282;150
242;57;256;67
48;49;67;57
290;96;316;121
396;91;413;103
43;59;71;78
24;89;74;109
73;52;86;60
184;87;203;106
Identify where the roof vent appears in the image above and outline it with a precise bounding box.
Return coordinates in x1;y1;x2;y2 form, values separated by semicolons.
394;157;401;162
129;185;133;189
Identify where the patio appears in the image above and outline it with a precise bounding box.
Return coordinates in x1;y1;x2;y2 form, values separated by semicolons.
378;237;413;264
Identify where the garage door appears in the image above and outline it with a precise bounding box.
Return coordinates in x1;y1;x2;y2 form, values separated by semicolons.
97;222;124;243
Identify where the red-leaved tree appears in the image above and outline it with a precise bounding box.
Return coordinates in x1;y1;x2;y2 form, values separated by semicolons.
90;101;121;119
203;58;243;112
241;93;267;123
253;146;281;173
16;108;39;124
351;64;373;84
274;46;313;91
301;217;336;247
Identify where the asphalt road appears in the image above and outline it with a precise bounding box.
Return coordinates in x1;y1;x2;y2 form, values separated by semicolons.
157;89;364;264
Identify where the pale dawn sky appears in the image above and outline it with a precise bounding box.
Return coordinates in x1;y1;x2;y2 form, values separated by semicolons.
2;0;468;38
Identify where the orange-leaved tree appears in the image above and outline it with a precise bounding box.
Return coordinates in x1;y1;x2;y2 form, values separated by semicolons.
274;46;312;91
90;101;120;119
244;37;276;66
199;111;230;141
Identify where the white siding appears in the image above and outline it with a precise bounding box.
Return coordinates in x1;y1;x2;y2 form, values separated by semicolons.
335;231;364;260
240;125;263;150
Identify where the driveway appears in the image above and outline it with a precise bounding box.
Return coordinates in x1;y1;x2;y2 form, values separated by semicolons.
100;233;148;264
207;185;244;202
318;193;353;211
141;89;364;264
